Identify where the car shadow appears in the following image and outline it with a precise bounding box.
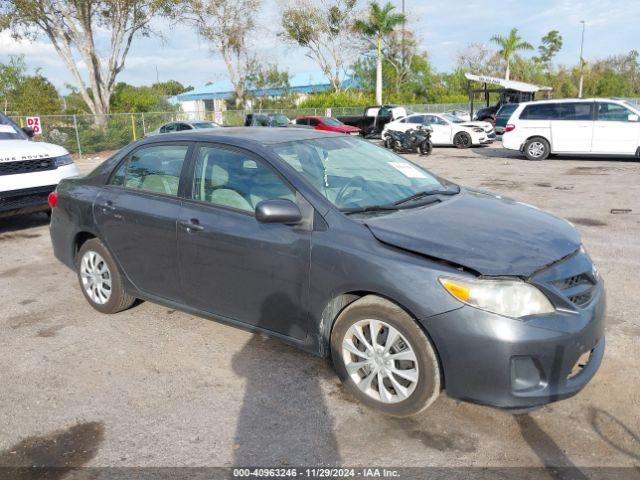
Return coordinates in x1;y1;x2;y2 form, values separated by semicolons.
0;212;49;235
589;407;640;462
231;293;341;466
515;414;588;480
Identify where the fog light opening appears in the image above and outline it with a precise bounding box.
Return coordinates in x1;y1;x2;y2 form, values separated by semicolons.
568;349;593;380
511;356;545;393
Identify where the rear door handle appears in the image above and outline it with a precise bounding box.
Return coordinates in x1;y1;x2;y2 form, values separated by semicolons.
180;219;204;233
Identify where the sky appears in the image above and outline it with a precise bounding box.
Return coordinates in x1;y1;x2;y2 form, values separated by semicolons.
1;0;638;93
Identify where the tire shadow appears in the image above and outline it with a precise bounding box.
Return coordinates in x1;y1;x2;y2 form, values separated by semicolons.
231;293;341;466
589;407;640;462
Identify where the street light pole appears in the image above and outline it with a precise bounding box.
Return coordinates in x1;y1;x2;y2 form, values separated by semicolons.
578;20;585;98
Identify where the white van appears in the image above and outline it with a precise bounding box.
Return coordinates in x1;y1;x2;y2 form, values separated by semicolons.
1;113;79;218
502;98;640;160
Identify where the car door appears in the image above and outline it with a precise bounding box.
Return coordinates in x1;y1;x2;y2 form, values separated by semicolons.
177;143;312;340
551;102;594;153
94;142;192;301
591;102;640;154
425;115;451;144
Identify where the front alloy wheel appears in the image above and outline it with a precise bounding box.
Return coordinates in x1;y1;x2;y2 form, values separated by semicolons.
331;296;441;416
342;319;419;403
453;131;472;148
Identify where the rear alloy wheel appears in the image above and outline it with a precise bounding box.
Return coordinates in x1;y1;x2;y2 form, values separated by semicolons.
524;137;550;160
77;238;136;314
331;296;441;416
453;131;472;149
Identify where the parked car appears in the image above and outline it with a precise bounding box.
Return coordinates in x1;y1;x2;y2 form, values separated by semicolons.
474;90;535;121
337;105;408;137
502;98;640;160
295;116;360;135
383;113;495;148
147;120;220;136
50;128;605;417
493;104;519;135
0;113;79;218
244;113;291;127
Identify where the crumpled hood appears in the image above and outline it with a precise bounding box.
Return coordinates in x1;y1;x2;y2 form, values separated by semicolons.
461;121;493;132
0;139;68;162
365;189;581;277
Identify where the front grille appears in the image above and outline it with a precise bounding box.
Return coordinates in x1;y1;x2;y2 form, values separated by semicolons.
554;272;596;308
0;158;56;176
0;185;56;211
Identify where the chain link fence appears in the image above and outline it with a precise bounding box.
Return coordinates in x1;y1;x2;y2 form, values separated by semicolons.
9;99;640;155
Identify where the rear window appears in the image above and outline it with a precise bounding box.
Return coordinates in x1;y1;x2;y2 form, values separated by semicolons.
497;104;518;118
520;102;593;121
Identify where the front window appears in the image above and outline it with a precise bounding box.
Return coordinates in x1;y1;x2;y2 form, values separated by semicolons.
440;113;463;123
320;117;343;126
0;114;27;140
192;122;218;129
271;137;451;213
597;102;635;122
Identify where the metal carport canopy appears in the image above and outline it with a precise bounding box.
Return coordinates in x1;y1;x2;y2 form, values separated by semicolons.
464;73;552;93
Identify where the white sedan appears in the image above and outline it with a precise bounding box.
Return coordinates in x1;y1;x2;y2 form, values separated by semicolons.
383;113;496;148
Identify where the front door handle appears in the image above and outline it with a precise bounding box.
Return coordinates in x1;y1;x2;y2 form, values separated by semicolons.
180;219;204;233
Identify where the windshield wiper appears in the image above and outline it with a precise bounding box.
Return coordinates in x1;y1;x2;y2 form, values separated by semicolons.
393;185;460;206
342;205;400;215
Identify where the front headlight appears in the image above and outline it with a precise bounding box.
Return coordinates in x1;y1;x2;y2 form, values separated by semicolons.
54;154;73;166
439;276;555;318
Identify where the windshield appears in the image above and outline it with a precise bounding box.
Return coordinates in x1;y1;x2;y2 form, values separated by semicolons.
271;137;450;212
192;122;218;129
271;114;290;126
0;114;27;140
321;117;343;126
440;113;464;123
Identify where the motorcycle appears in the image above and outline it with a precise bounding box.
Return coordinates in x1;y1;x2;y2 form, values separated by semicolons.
383;125;433;156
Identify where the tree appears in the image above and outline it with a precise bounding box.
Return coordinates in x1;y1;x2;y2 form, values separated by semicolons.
245;64;291;109
280;0;359;93
535;30;563;69
490;28;533;80
182;0;261;107
0;55;26;114
0;55;61;114
353;1;406;104
0;1;176;119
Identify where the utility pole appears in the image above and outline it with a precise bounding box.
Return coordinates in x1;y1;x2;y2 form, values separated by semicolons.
155;65;159;84
578;20;585;98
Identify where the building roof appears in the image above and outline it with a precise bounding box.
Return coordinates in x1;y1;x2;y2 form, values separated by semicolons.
174;73;354;102
464;73;552;93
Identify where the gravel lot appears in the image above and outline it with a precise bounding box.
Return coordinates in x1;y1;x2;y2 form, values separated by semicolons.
0;143;639;476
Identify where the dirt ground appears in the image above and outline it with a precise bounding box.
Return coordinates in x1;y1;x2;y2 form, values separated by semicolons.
0;142;639;477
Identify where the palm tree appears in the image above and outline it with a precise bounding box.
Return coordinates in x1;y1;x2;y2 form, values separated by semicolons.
354;1;406;104
491;28;533;80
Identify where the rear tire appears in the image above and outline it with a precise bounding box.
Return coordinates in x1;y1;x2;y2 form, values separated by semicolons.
524;137;550;161
76;238;136;314
330;295;441;417
453;132;472;149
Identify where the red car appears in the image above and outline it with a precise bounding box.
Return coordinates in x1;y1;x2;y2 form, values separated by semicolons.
295;116;361;135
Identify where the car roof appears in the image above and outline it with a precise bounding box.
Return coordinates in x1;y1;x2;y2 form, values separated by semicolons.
140;126;345;146
516;98;629;107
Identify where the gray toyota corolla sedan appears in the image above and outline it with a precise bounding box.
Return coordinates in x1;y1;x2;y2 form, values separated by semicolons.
49;128;605;416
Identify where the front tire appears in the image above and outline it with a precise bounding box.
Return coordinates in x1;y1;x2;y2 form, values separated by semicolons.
76;238;136;314
419;140;433;156
331;296;441;416
524;137;550;160
453;131;472;149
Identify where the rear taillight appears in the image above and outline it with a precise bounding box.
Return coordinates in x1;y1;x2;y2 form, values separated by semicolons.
505;124;515;133
48;191;58;208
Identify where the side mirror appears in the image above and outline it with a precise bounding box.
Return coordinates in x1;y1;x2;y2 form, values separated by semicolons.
628;114;639;122
255;199;302;225
22;126;35;138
